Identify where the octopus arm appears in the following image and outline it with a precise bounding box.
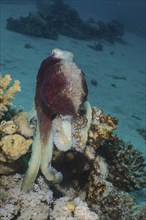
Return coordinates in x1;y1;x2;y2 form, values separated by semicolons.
22;124;41;192
81;101;92;144
52;115;72;151
40;127;62;183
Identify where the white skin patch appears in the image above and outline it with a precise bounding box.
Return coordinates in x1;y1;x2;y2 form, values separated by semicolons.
52;48;74;62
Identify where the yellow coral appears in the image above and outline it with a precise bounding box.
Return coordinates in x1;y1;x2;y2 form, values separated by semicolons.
0;120;18;134
65;201;76;211
0;134;32;160
0;74;21;119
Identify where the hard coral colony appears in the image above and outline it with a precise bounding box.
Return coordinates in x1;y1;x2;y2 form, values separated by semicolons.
0;49;146;220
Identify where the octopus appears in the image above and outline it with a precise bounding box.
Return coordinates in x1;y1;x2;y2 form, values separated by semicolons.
22;48;92;192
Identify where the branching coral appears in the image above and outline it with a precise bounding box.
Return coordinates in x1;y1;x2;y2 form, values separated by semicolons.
98;137;146;191
0;74;21;119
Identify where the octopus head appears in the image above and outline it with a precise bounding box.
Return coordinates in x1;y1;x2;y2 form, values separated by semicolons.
52;48;74;62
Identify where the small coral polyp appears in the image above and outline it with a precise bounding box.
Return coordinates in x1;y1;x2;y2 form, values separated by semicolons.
22;48;91;192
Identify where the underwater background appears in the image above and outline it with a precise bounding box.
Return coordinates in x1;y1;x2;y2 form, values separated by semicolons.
0;0;146;219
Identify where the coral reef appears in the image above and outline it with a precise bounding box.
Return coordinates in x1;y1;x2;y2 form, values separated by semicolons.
98;137;146;192
52;149;91;189
13;109;36;138
50;196;99;220
0;76;36;174
0;120;17;135
85;107;118;160
53;154;145;220
6;0;124;42
85;156;136;220
1;172;145;220
0;114;34;174
52;107;118;188
0;74;21;119
1;134;32;161
0;174;53;220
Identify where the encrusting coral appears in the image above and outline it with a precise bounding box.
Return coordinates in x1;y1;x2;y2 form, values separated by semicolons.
0;74;21;119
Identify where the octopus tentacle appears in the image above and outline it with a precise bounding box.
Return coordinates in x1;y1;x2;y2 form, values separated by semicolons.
52;115;72;151
22;124;41;192
40;127;62;183
72;101;92;152
52;101;92;153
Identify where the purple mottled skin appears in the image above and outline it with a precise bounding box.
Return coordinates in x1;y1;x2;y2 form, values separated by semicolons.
35;53;88;146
